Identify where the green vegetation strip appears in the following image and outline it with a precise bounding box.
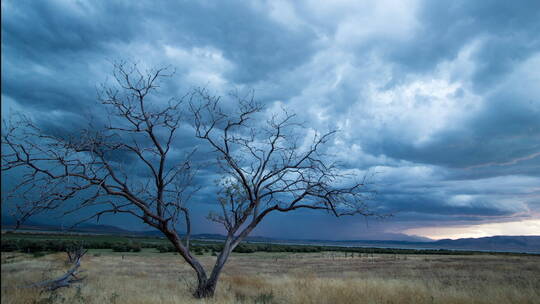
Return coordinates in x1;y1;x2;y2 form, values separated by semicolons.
1;231;536;256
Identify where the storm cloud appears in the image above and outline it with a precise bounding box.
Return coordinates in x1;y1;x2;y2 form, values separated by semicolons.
2;0;539;240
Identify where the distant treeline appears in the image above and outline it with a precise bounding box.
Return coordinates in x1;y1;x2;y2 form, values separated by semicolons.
0;238;323;254
2;235;536;256
3;231;538;256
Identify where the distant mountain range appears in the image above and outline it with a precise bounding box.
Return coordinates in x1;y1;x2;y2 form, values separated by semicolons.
1;217;539;253
0;216;161;236
313;236;540;253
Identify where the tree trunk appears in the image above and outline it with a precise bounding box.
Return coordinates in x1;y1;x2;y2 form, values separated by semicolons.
193;277;217;298
161;230;217;298
193;240;234;298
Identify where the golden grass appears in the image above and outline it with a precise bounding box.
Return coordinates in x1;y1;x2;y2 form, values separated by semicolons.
2;251;539;303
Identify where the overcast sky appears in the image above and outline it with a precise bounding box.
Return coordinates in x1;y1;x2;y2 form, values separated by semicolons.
2;0;539;240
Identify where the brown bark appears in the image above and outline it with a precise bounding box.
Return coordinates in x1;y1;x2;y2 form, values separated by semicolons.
193;276;217;298
192;236;238;298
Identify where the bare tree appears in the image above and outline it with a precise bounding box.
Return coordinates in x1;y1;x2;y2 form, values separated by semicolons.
66;245;88;264
1;63;378;299
187;89;378;296
25;246;87;291
1;62;207;296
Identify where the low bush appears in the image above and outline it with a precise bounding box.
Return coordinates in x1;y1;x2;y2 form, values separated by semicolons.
111;243;131;252
157;244;175;253
129;242;142;252
1;240;18;252
233;245;255;253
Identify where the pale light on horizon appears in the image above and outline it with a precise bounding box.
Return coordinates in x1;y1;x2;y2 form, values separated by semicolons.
405;219;540;240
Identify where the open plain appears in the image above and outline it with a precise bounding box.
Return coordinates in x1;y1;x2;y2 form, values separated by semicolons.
2;250;539;304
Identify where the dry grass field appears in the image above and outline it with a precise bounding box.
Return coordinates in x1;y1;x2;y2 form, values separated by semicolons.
2;250;539;304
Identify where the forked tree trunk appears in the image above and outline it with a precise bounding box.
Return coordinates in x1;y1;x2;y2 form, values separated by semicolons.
193;277;218;298
193;262;224;298
163;231;218;298
192;242;233;298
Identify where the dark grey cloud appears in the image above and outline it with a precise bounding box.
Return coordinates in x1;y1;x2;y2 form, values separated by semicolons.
147;2;318;83
387;0;540;85
364;64;540;170
2;0;539;240
2;0;317;112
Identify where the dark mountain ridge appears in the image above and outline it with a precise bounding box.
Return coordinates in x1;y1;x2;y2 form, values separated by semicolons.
1;217;538;253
